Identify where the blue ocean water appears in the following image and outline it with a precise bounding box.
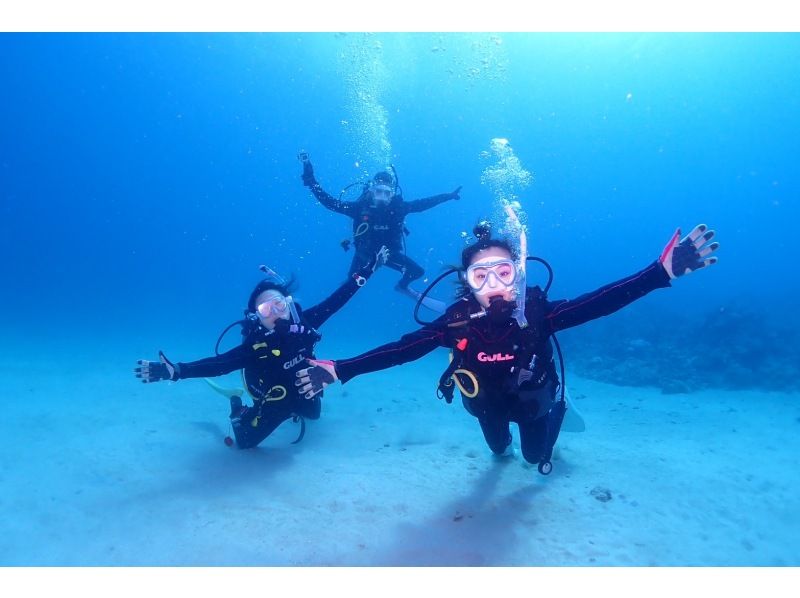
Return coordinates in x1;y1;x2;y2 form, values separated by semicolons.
1;33;799;567
2;34;798;364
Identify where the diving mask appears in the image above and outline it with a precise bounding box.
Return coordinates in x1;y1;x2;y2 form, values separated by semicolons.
371;184;393;203
254;264;301;324
465;259;518;294
256;292;290;318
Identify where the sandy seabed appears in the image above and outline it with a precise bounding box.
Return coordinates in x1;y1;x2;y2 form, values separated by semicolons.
1;338;798;569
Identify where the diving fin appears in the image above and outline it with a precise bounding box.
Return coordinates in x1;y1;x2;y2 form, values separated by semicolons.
204;378;245;399
561;386;586;433
399;285;447;314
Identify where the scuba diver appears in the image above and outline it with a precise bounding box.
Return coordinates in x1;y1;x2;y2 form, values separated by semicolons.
299;151;461;312
295;220;720;475
134;246;388;449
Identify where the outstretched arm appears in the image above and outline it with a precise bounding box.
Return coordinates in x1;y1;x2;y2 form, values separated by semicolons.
294;321;448;398
403;186;462;214
135;344;251;383
545;224;720;333
333;323;446;382
544;260;671;333
301;156;357;217
302;246;389;329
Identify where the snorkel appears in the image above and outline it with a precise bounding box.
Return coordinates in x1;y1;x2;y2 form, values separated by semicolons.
479;137;532;328
287;296;300;325
388;164;401;196
504;202;528;329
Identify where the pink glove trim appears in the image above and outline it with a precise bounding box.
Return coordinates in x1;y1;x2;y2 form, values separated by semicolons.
659;228;681;264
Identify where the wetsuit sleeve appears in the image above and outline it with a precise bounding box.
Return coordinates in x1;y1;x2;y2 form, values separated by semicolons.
308;181;356;217
335;323;448;383
303;275;365;329
402;193;454;214
175;344;251;379
544;260;672;333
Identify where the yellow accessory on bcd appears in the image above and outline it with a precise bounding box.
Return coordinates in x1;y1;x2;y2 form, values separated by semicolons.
445;352;479;398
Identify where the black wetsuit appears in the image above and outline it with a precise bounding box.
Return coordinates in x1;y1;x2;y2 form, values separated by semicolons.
308;182;455;289
334;261;672;464
174;274;366;448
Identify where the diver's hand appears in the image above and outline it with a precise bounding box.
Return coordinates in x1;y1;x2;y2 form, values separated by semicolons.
295;360;338;399
134;350;180;383
659;224;720;279
448;185;462;200
353;245;389;286
299;151;316;187
367;245;389;273
273;319;321;342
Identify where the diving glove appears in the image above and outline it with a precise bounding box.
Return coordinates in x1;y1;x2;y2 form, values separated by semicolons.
135;350;180;383
300;153;316;187
295;360;337;399
659;223;720;279
449;185;462;200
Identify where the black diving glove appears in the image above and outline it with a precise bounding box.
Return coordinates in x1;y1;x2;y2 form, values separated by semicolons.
352;245;389;286
295;361;337;399
134;350;180;383
448;185;462;200
299;151;316;187
659;223;720;279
